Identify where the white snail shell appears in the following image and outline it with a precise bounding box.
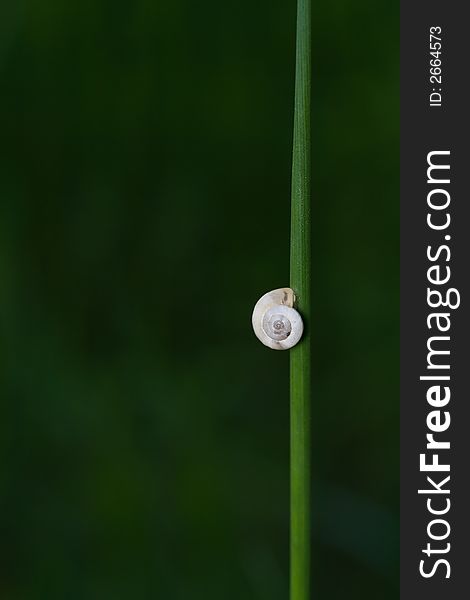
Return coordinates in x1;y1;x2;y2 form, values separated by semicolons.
252;288;304;350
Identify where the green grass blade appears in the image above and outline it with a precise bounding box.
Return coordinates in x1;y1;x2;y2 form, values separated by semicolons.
289;0;311;599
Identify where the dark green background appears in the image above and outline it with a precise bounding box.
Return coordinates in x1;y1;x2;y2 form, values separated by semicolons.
0;1;398;598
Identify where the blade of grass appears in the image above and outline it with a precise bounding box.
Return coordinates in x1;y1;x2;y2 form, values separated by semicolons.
289;0;311;599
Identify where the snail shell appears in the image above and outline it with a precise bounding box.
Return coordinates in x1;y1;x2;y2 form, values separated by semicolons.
252;288;304;350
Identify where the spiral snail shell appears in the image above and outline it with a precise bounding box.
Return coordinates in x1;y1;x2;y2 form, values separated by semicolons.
252;288;304;350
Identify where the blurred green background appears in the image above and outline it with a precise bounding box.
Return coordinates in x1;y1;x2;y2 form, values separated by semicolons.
0;1;398;598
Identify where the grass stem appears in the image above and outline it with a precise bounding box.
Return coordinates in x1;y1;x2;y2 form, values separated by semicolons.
289;0;311;598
